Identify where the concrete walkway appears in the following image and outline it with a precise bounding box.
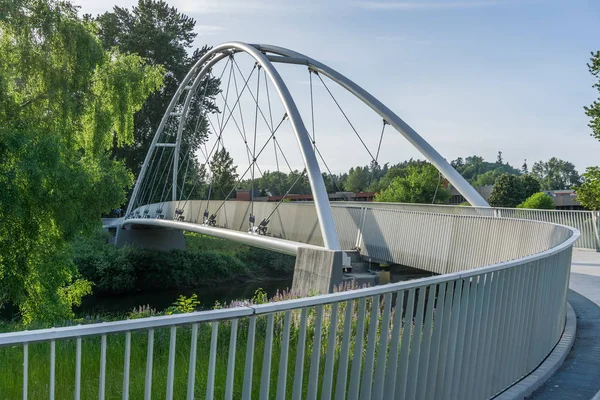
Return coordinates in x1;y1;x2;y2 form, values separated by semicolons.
529;249;600;399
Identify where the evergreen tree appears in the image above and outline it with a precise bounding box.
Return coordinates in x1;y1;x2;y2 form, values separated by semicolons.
488;174;526;207
210;148;238;200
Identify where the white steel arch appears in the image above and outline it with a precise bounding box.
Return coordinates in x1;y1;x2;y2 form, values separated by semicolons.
126;42;490;252
127;42;342;251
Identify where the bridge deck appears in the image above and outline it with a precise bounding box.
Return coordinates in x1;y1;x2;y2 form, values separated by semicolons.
529;249;600;399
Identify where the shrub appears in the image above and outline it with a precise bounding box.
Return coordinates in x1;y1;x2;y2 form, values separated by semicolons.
517;192;555;209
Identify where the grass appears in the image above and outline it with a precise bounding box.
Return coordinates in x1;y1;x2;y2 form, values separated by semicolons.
0;285;411;399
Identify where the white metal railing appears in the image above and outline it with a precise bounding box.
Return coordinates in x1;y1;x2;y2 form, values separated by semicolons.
1;211;578;399
128;200;599;251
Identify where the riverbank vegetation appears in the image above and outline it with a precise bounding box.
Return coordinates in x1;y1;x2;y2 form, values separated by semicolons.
74;232;295;295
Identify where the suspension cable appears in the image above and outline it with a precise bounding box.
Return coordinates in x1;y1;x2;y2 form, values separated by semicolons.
375;119;388;164
315;71;377;162
313;143;348;200
309;70;316;150
211;115;287;217
251;65;261;224
264;168;307;222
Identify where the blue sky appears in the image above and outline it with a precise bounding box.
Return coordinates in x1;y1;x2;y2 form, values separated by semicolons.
78;0;600;175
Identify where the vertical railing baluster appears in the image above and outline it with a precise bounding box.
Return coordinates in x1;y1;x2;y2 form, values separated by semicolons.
206;322;219;400
49;340;55;400
22;343;28;400
291;309;308;400
372;293;392;400
242;316;257;400
306;305;324;400
99;335;107;400
123;331;131;400
75;337;82;400
166;327;177;400
187;324;198;400
383;291;405;399
259;314;275;400
145;329;155;400
225;320;238;400
276;312;292;400
359;295;381;400
334;300;354;400
406;286;428;399
348;298;367;400
394;288;416;399
321;303;339;400
416;284;437;400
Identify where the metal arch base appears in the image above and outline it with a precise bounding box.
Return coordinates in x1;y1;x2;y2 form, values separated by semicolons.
255;44;490;208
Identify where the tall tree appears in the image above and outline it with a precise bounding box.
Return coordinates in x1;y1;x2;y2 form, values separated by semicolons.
0;0;164;324
375;164;450;204
578;51;600;209
488;174;525;207
521;174;541;199
585;50;600;140
576;167;600;210
96;1;217;185
345;166;370;193
531;157;581;190
210;147;238;200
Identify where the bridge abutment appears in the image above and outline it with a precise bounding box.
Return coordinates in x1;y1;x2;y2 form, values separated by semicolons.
292;247;344;296
115;226;185;251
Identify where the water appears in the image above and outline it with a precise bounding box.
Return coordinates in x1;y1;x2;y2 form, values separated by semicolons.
75;277;293;316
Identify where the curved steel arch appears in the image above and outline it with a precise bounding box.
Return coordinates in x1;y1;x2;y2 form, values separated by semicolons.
127;42;342;251
254;44;490;208
126;42;489;253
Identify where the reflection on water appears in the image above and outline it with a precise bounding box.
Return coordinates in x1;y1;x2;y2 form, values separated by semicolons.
77;277;293;316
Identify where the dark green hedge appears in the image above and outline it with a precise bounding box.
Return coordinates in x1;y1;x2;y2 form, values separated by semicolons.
73;231;295;294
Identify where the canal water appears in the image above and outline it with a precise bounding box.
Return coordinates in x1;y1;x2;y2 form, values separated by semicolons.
76;277;293;316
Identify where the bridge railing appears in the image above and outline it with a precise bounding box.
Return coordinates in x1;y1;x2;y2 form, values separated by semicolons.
129;200;599;252
3;211;578;399
338;202;600;251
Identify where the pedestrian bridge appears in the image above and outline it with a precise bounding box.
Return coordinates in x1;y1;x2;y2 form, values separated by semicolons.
2;41;599;399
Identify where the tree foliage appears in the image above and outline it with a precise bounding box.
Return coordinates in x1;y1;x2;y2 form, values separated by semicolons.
488;174;526;208
210;148;238;200
531;157;581;190
375;164;450;204
96;0;218;185
451;155;521;186
517;192;555;210
576;167;600;210
0;0;163;324
585;50;600;140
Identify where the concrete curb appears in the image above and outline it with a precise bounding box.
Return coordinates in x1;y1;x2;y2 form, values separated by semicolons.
495;302;577;400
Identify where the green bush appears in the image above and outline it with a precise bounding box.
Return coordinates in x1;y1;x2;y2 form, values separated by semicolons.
517;192;555;209
73;232;295;295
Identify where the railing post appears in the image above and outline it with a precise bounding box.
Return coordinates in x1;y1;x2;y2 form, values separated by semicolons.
593;211;600;252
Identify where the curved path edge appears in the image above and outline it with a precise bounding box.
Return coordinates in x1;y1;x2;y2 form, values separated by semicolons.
495;302;577;400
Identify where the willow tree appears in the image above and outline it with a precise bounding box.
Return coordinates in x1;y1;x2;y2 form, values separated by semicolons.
0;0;164;324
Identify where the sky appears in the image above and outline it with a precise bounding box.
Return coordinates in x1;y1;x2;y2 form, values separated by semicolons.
76;0;600;175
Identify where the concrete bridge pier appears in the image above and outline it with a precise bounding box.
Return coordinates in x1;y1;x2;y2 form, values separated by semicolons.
115;226;185;251
292;247;344;296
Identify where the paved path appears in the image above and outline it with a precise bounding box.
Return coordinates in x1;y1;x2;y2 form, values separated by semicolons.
529;249;600;399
